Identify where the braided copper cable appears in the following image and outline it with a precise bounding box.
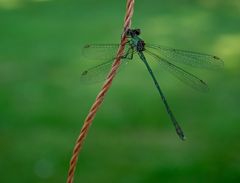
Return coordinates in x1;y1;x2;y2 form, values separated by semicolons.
66;1;135;183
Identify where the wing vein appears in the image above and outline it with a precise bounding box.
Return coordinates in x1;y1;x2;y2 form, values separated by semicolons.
145;49;209;92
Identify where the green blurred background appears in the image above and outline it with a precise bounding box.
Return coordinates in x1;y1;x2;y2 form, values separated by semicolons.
0;0;240;182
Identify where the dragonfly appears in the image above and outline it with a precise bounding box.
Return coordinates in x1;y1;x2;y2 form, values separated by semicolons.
81;28;224;140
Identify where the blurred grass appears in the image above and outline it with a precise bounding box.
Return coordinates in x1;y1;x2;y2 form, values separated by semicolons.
0;0;240;182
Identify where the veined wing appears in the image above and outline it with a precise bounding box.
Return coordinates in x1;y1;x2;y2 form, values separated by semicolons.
80;57;132;84
80;43;134;84
146;44;224;70
80;59;115;84
82;43;132;61
145;49;209;92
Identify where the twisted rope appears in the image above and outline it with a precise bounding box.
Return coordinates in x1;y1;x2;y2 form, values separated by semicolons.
66;1;135;183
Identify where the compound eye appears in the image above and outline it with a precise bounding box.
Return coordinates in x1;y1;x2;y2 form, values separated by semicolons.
135;29;141;35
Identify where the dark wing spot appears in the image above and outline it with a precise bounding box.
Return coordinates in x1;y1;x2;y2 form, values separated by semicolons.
213;55;220;60
82;70;88;76
84;45;90;48
200;79;208;86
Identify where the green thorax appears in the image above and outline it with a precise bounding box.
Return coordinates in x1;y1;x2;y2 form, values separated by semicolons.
129;35;145;52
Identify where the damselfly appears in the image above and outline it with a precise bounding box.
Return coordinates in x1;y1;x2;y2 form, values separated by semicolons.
81;29;224;140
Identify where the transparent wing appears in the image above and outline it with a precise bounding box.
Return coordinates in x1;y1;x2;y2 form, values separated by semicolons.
80;58;132;84
80;58;115;84
145;49;209;92
82;43;133;61
80;43;134;84
82;44;120;61
146;44;224;70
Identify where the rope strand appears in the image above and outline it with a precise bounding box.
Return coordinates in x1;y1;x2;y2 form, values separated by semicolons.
66;1;135;183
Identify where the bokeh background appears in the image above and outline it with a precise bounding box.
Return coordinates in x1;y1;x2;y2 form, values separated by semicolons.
0;0;240;182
